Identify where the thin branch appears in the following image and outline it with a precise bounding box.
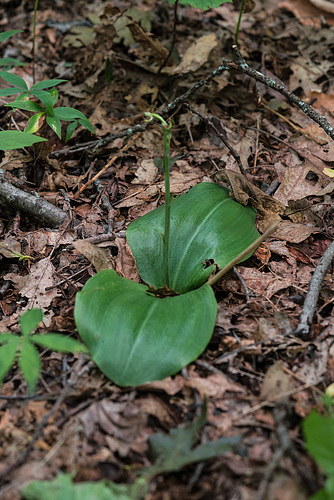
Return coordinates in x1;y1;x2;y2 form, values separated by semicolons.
295;240;334;338
0;169;68;227
50;48;334;158
183;103;247;176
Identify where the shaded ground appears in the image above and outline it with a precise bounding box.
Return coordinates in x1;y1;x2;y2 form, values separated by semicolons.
0;0;333;498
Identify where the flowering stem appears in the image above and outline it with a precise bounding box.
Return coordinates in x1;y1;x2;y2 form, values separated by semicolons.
144;113;173;287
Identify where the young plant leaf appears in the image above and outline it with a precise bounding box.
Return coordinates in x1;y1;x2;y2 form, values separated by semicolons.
30;89;54;115
6;99;45;113
127;182;259;294
0;338;20;383
65;121;78;141
53;107;88;121
24;112;46;134
46;115;62;139
303;411;334;477
78;117;95;134
0;71;28;90
74;269;217;386
19;308;43;336
29;79;67;90
32;334;88;353
165;0;232;9
0;30;23;43
21;473;148;500
18;340;41;392
146;400;240;476
0;87;25;97
0;130;47;150
0;58;25;67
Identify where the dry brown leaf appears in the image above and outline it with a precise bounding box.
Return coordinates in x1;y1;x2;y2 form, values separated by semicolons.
0;237;22;259
272;221;318;244
72;240;115;272
140;376;185;395
114;236;140;282
279;0;334;26
185;371;245;399
80;400;148;457
132;159;158;185
260;362;292;401
164;33;218;75
4;258;60;322
215;170;285;231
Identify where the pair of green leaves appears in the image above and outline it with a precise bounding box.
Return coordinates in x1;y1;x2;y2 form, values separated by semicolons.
0;72;94;149
74;182;259;386
0;309;87;392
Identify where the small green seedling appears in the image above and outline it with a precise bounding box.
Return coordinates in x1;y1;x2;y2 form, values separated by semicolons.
0;308;88;392
74;115;263;386
0;72;94;142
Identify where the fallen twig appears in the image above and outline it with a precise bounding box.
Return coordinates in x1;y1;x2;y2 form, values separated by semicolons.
295;240;334;338
50;47;334;160
0;169;68;227
183;102;247;176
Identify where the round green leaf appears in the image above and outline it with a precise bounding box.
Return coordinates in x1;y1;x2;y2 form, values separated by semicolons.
127;182;259;294
74;270;217;386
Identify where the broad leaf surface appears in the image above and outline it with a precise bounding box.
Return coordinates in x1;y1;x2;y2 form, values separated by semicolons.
127;182;259;293
0;130;47;150
74;270;217;386
303;411;334;477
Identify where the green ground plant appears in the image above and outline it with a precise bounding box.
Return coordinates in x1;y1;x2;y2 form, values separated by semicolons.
74;115;268;386
0;29;94;151
0;309;87;392
303;387;334;499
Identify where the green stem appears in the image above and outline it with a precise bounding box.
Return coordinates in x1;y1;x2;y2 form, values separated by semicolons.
207;222;279;287
162;124;172;287
144;113;173;287
234;0;245;47
32;0;39;84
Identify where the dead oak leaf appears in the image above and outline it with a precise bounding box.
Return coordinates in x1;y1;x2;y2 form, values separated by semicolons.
215;170;285;231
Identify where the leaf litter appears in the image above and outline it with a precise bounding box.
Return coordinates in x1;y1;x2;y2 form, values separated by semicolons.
0;0;333;499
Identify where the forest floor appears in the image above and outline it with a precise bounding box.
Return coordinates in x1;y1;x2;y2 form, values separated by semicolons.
0;0;334;498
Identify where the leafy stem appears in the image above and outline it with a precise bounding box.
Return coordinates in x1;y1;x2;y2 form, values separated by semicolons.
144;113;173;287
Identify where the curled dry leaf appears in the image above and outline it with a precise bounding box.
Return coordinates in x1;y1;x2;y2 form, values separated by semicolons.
72;240;115;272
215;170;285;231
